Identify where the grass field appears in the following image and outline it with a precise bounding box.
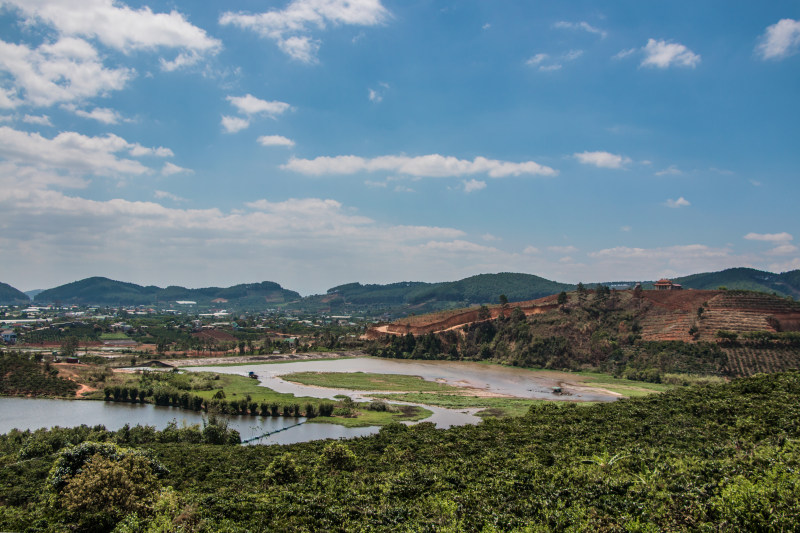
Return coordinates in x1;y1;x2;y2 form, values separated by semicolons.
371;392;544;418
98;332;131;340
281;371;461;392
311;405;432;427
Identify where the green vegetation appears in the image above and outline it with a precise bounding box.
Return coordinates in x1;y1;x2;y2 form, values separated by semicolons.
372;392;542;417
2;372;800;530
34;276;300;307
0;351;78;397
0;281;29;305
368;291;740;384
282;371;460;392
671;267;800;298
92;370;428;426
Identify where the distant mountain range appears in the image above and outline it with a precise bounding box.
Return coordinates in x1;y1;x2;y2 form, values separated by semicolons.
1;268;798;311
27;277;301;307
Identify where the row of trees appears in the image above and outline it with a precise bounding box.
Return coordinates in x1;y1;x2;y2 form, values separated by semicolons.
101;384;333;418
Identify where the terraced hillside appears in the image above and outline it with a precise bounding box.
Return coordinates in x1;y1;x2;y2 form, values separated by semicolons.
367;288;800;377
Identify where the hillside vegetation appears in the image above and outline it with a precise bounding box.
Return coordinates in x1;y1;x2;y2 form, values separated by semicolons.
369;288;800;380
0;282;29;305
33;277;300;307
2;372;800;531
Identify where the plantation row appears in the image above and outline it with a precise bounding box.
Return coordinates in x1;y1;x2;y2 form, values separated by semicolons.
0;351;78;397
3;371;800;531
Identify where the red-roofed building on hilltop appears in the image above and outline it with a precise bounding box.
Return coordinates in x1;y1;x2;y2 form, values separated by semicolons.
654;279;682;290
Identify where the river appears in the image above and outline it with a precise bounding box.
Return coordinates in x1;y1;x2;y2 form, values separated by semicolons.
0;358;617;445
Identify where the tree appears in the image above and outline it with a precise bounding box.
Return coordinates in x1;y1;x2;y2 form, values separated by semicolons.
477;305;491;321
577;282;587;305
557;291;568;306
60;336;79;358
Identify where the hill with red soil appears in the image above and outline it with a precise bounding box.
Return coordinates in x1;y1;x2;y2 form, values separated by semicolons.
367;289;800;378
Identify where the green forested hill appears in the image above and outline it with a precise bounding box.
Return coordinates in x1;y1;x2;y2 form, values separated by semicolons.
404;272;573;304
325;273;571;307
33;277;300;307
0;282;30;305
2;372;800;531
671;267;800;297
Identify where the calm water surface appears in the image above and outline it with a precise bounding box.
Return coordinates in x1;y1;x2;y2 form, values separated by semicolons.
0;358;615;445
0;397;376;445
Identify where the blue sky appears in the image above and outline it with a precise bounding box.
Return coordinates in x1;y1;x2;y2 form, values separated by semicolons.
0;0;798;295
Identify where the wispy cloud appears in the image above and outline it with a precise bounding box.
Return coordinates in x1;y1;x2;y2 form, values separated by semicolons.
4;0;220;69
22;114;53;126
744;232;793;243
664;197;690;208
0;126;172;177
227;94;291;117
757;19;800;60
258;135;295;147
655;165;682;176
641;39;700;69
574;151;631;169
462;179;486;193
284;154;557;178
553;21;607;39
0;37;133;107
220;0;390;63
221;116;250;134
161;162;192;176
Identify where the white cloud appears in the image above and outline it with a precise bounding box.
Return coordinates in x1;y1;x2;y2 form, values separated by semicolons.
154;190;187;202
744;232;793;243
258;135;295;147
364;180;387;188
641;39;700;69
161;162;192;176
564;49;584;61
526;53;549;66
227;94;291;117
369;83;391;103
4;0;221;68
220;0;390;63
523;246;539;254
0;37;133;107
283;154;557;178
770;258;800;273
621;226;632;232
655;165;683;176
664;197;690;208
767;244;798;255
0;126;170;176
129;145;173;158
463;179;486;193
393;185;415;193
553;21;607;39
757;19;800;60
22;114;52;126
573;151;631;169
613;48;637;60
221;115;250;134
587;244;740;281
527;50;582;72
420;240;498;254
67;106;124;124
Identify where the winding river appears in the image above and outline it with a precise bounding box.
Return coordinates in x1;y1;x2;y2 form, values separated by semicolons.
0;358;617;445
